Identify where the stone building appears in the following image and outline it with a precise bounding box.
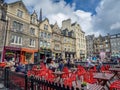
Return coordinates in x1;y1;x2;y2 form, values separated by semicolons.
0;1;87;62
51;22;62;60
38;18;52;60
61;29;76;59
86;34;94;57
110;33;120;55
93;34;111;58
1;1;38;63
71;22;86;59
0;1;7;61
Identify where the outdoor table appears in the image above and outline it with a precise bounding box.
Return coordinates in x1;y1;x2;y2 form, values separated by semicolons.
52;71;65;82
114;65;120;68
76;83;104;90
52;71;65;76
33;69;45;75
70;68;77;71
110;80;120;90
93;72;114;89
109;68;120;79
86;84;104;90
83;66;90;70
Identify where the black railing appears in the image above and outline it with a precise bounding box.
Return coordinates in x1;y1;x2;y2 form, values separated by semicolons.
1;62;117;90
1;67;80;90
75;61;118;66
0;67;4;83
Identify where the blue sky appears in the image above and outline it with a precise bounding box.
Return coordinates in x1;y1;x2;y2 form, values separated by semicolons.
53;0;101;14
5;0;120;36
65;0;101;15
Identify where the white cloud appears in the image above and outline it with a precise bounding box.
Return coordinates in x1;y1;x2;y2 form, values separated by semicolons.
93;0;120;35
110;22;120;30
6;0;93;35
5;0;120;36
74;10;93;34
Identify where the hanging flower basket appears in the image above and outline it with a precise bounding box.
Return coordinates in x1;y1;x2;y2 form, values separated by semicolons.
5;52;15;57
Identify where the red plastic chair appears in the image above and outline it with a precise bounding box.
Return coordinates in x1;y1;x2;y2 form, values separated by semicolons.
64;78;72;87
77;65;83;69
63;73;77;88
70;73;77;85
62;67;69;79
89;71;97;84
0;62;6;68
27;70;35;76
45;71;55;82
89;66;97;72
37;69;48;78
83;71;97;84
32;65;37;70
77;67;86;81
101;65;111;73
105;65;110;70
110;80;120;90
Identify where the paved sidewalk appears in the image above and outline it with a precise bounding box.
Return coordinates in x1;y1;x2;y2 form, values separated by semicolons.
0;83;8;90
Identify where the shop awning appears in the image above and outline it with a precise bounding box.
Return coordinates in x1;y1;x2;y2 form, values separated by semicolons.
39;52;44;54
21;48;38;53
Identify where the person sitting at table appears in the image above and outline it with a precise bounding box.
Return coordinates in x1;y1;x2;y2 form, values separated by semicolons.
96;59;102;72
70;59;75;68
87;58;95;69
58;60;64;71
48;60;58;71
15;63;26;73
63;59;67;67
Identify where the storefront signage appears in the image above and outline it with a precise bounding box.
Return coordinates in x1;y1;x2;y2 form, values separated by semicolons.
5;46;21;51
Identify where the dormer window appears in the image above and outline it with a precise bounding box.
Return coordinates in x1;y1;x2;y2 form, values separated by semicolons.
30;28;35;35
31;17;36;23
17;10;23;18
44;24;48;30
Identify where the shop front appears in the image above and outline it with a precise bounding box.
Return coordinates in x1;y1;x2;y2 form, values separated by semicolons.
39;49;52;61
2;46;21;62
21;48;38;64
65;52;76;59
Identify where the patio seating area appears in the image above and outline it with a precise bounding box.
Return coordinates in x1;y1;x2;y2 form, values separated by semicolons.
0;62;120;90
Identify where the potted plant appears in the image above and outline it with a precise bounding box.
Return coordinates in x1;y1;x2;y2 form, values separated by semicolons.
5;52;15;57
81;81;87;90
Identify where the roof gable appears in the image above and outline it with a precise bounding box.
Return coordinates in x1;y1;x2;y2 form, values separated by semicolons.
8;0;30;15
52;22;61;34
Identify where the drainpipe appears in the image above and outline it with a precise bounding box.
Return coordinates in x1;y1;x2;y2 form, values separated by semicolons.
1;19;8;62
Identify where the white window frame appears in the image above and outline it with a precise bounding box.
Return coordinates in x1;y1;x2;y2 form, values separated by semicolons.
17;9;23;18
13;21;23;31
47;42;50;48
44;24;48;30
30;27;35;35
11;35;22;45
31;17;36;23
29;39;35;47
40;41;43;47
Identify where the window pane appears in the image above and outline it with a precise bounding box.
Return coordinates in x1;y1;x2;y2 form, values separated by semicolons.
30;28;35;35
13;21;23;31
19;37;22;44
17;10;23;18
15;36;18;43
11;35;15;43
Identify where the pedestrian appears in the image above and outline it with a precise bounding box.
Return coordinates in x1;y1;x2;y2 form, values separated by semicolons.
96;59;102;72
